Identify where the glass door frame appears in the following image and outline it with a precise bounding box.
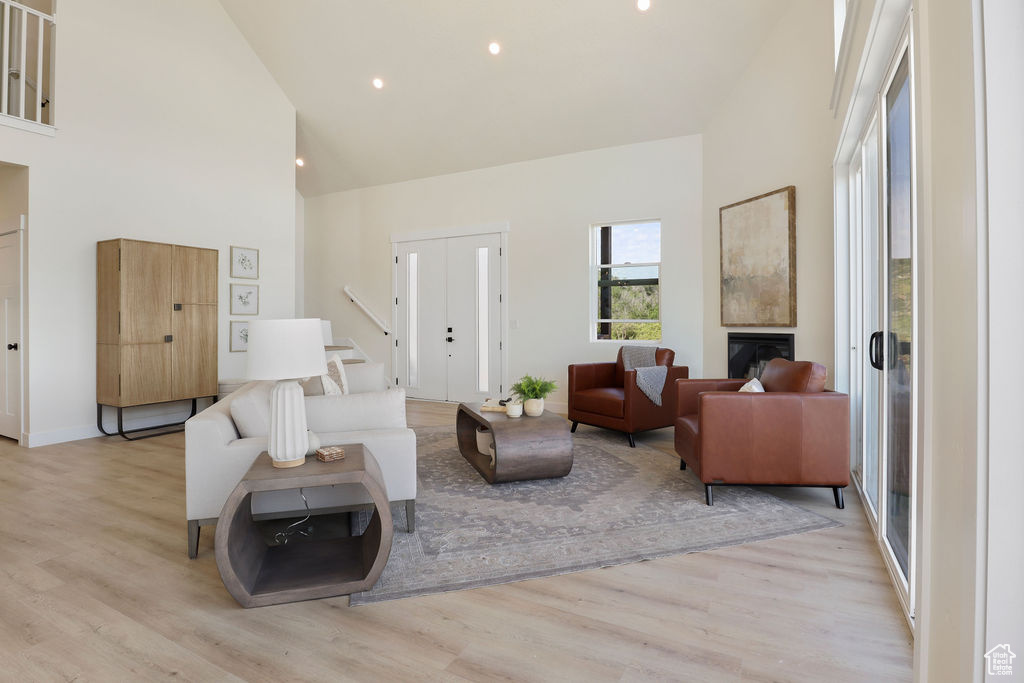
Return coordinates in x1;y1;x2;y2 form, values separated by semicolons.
843;24;919;625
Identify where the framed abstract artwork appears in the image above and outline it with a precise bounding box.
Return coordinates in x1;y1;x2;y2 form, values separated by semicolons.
230;283;259;315
229;320;249;352
230;246;259;279
719;186;796;327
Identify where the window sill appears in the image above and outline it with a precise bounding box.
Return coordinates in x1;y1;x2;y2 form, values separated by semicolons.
590;338;661;346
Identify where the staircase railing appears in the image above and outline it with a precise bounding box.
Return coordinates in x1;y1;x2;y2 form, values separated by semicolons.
1;0;55;128
343;285;391;335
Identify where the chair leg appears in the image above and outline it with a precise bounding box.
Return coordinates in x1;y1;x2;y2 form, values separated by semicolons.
627;433;636;448
833;487;845;509
679;459;686;470
187;520;200;559
705;484;714;506
405;499;416;532
570;421;578;433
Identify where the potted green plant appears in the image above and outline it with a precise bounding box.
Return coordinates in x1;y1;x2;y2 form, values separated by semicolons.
510;375;557;417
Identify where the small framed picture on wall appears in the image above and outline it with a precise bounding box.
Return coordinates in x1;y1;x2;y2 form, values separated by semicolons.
230;283;259;315
229;321;250;352
230;246;259;279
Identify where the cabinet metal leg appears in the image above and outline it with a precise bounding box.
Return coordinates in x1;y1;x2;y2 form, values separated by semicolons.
97;398;206;440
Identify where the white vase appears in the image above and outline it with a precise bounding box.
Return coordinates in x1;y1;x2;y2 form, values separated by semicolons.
505;402;523;418
524;398;544;417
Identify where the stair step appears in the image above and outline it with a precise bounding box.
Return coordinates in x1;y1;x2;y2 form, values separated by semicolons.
325;345;354;351
341;358;365;365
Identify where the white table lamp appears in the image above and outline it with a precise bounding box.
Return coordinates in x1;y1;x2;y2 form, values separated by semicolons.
247;319;328;468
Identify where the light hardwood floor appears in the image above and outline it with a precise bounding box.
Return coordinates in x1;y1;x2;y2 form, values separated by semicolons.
0;401;912;682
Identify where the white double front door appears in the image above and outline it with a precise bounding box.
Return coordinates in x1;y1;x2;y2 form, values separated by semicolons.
395;233;502;402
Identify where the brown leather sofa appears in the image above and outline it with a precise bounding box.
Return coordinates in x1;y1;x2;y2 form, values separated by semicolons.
674;359;850;507
568;347;689;447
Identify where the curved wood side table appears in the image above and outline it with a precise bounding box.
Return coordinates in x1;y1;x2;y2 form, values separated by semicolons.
457;403;573;484
215;444;393;608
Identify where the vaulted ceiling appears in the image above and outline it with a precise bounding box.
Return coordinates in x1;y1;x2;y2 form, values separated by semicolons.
219;0;789;196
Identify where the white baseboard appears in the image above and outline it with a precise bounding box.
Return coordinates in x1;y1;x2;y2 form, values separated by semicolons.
25;400;213;448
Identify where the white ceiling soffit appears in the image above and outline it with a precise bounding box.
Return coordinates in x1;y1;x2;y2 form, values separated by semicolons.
219;0;789;197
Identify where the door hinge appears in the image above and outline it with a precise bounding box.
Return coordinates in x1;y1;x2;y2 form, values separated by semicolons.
117;248;121;271
499;247;502;256
396;297;399;305
395;256;399;264
499;341;502;350
499;294;502;303
395;377;399;386
118;374;122;396
395;339;398;347
118;313;121;335
500;384;503;393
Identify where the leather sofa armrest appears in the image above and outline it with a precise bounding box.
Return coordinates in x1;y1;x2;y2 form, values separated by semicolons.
697;391;851;485
568;362;617;394
675;378;746;417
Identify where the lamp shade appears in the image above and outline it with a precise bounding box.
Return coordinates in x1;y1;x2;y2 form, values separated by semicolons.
246;319;328;380
321;319;334;346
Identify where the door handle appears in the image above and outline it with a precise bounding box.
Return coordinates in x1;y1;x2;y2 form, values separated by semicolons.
447;337;454;343
868;331;884;371
6;343;17;351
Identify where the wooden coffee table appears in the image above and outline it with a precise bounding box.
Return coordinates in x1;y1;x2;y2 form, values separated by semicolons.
456;403;573;484
214;444;392;608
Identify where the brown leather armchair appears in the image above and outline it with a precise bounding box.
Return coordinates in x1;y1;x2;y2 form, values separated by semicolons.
568;347;689;447
674;359;850;507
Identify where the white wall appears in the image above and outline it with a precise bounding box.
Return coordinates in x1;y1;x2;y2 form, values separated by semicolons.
701;0;836;382
981;0;1024;674
0;163;30;218
0;0;296;446
295;189;305;316
304;136;703;407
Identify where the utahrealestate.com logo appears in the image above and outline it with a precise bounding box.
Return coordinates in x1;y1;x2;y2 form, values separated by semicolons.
985;644;1016;677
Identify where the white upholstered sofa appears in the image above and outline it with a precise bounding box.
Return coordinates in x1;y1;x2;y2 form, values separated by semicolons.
184;362;416;558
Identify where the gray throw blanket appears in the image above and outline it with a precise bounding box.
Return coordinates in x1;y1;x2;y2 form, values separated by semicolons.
621;345;667;406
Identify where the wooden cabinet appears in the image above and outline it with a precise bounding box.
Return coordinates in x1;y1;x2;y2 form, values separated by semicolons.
97;239;218;408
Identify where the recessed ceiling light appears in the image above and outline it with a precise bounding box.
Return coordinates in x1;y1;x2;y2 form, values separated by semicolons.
295;158;304;167
637;0;651;11
488;42;501;55
372;77;384;89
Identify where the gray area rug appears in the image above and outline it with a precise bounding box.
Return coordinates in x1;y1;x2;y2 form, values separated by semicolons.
350;424;840;605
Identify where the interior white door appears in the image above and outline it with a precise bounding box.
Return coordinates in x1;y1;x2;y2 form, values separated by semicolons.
394;232;502;402
395;239;447;400
0;222;23;440
445;234;501;402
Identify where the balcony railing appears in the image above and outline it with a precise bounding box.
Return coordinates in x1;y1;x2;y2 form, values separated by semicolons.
1;0;55;130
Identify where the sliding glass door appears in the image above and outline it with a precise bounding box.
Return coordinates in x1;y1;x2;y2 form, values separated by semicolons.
882;52;913;578
847;39;916;616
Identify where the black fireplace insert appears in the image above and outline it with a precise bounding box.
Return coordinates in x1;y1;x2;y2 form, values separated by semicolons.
727;332;795;379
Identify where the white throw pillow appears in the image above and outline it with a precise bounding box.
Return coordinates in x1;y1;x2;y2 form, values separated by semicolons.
738;377;765;393
327;354;349;395
229;381;273;437
345;361;387;393
321;374;343;395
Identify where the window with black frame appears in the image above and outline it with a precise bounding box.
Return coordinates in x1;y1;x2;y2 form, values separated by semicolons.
592;222;661;341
